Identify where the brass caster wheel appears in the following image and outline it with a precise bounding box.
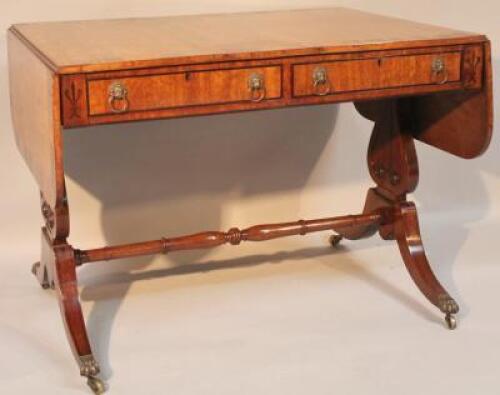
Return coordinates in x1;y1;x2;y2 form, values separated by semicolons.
87;377;106;394
31;262;51;290
445;313;457;330
329;234;343;247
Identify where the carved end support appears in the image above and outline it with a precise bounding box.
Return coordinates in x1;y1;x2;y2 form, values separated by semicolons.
355;99;419;201
41;198;55;230
40;192;69;242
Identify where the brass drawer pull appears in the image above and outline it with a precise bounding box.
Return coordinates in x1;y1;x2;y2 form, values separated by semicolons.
312;66;331;96
432;58;448;85
248;73;266;102
108;82;129;113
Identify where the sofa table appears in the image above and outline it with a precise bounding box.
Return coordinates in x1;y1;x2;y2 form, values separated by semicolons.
7;7;493;394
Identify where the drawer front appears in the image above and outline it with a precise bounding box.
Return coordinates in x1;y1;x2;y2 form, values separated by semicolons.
88;66;282;115
293;52;462;97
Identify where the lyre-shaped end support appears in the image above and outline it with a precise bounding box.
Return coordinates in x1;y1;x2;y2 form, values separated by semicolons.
354;96;463;329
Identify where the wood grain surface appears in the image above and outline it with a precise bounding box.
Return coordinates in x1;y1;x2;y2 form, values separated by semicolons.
293;52;462;97
411;42;493;158
59;45;481;128
7;30;65;213
88;65;282;115
8;9;493;387
10;7;485;73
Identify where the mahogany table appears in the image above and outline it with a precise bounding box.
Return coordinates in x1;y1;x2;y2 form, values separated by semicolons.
7;7;493;394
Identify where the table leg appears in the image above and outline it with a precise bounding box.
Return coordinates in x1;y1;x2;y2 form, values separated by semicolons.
32;195;105;393
394;202;459;329
353;98;459;329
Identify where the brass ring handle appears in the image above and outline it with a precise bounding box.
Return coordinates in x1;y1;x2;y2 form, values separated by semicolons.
312;67;331;96
248;73;266;103
108;82;130;113
432;58;448;85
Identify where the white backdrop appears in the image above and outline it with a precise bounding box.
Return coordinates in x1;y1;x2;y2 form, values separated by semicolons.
1;1;499;394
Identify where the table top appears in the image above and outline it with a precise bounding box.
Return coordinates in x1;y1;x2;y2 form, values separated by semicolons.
10;7;485;74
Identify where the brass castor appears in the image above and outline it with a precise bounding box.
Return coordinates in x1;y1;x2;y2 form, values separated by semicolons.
87;377;106;394
31;262;51;289
329;234;343;247
445;313;457;330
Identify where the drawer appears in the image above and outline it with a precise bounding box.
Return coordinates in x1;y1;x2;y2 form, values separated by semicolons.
292;52;462;97
87;66;282;115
